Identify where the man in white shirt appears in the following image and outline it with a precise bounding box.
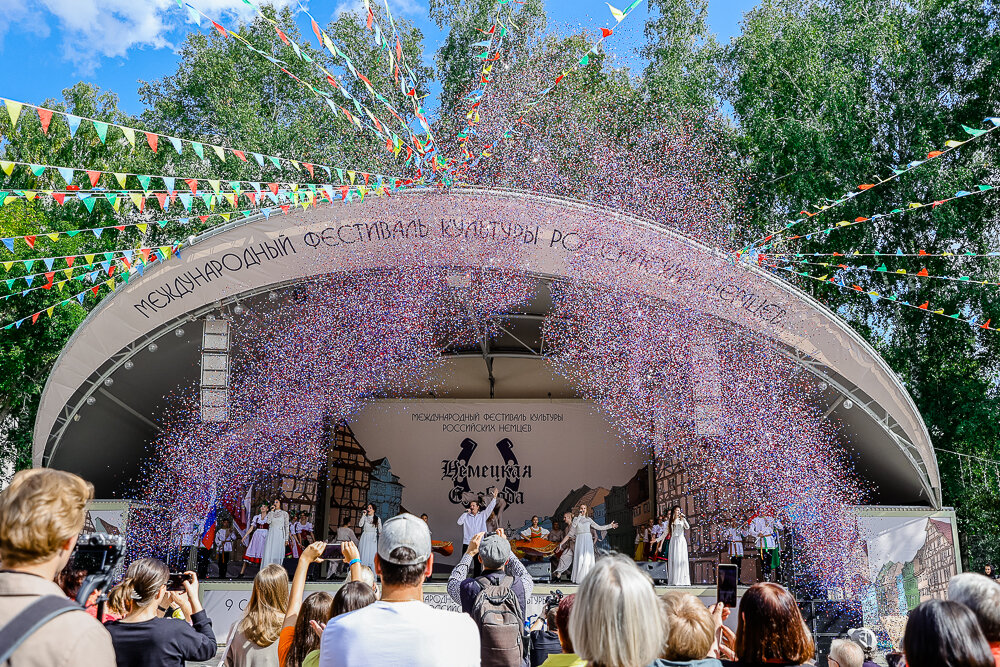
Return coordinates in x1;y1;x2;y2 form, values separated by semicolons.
457;487;498;577
214;518;237;578
320;513;480;667
748;513;784;582
722;521;748;581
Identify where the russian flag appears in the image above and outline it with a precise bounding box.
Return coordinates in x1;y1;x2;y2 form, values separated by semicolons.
223;484;253;536
200;483;218;549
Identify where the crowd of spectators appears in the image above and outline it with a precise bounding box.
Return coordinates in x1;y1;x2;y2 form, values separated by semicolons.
3;468;1000;667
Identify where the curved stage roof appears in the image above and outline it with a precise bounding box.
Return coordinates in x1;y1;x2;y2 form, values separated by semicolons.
33;188;941;506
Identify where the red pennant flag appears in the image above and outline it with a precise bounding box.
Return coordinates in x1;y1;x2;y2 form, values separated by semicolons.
919;249;928;255
918;302;929;309
66;257;74;268
52;193;66;205
212;21;227;37
280;204;290;213
247;192;257;204
136;196;145;213
233;150;247;162
268;183;279;195
854;217;868;222
37;107;53;134
852;285;863;291
140;249;151;262
327;75;339;89
311;19;321;43
363;173;370;185
91;285;100;295
114;225;125;231
145;132;158;152
86;170;101;187
108;265;116;277
155;193;168;210
927;150;943;158
304;163;314;178
24;235;36;249
367;7;373;29
601;27;613;37
555;74;565;84
858;184;875;190
185;178;198;195
276;28;290;44
932;200;946;208
32;312;40;324
917;268;929;276
982;319;991;329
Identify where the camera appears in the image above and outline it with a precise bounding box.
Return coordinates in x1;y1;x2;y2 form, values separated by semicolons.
544;590;564;612
71;532;126;609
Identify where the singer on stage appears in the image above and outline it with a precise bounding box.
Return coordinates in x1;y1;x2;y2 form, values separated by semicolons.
457;486;498;577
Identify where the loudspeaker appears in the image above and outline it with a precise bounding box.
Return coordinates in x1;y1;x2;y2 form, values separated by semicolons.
526;561;552;582
637;560;669;584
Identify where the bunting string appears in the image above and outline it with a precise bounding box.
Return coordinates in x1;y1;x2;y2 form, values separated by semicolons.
1;247;162;288
773;264;996;330
180;1;422;166
450;0;645;179
758;184;996;250
739;118;1000;255
0;97;392;181
769;256;1000;289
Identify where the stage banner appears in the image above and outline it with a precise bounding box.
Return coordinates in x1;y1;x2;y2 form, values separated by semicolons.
346;399;648;564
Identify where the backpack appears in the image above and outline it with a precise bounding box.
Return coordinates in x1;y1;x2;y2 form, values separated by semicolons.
471;574;525;667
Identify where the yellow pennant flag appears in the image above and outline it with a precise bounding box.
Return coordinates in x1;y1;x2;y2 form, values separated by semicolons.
347;170;356;184
211;145;226;161
46;306;55;318
606;2;624;22
0;160;14;176
224;193;236;208
57;281;66;292
122;127;136;147
2;262;13;272
5;100;23;129
208;179;221;193
136;223;148;234
85;254;96;264
220;213;231;222
114;173;127;188
62;268;73;278
112;197;122;212
944;139;965;148
290;160;301;171
46;233;59;241
105;279;116;291
24;191;37;201
158;246;171;259
129;192;144;209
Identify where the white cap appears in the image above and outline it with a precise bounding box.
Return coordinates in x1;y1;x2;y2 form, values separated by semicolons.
377;513;432;565
847;627;877;651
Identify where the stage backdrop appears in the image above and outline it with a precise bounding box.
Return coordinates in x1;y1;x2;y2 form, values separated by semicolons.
346;399;648;564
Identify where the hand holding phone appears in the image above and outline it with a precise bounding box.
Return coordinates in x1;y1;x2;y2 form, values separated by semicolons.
166;572;193;591
321;543;343;560
716;564;738;608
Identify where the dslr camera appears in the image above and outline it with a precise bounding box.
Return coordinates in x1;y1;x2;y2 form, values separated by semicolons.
71;533;126;607
544;589;564;612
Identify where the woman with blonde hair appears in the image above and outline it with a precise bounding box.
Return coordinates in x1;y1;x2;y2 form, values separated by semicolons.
569;554;665;667
105;558;217;666
223;563;290;666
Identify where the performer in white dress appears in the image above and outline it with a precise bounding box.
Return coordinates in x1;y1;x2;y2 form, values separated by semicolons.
749;512;784;582
559;504;617;584
666;506;691;586
262;499;290;567
358;503;382;572
289;517;302;558
240;504;270;577
722;520;748;580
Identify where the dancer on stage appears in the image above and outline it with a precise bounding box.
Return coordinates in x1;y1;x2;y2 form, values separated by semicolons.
560;503;617;584
214;517;237;578
634;518;654;561
289;513;302;558
749;510;784;582
297;511;315;545
358;503;382;571
240;503;270;577
262;499;290;567
650;514;669;560
457;487;498;577
722;519;748;580
553;512;575;581
520;515;550;540
666;506;690;586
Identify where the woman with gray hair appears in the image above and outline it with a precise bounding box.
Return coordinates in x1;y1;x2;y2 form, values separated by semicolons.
569;554;665;667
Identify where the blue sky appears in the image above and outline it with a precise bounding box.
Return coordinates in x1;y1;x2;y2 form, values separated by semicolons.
0;0;757;119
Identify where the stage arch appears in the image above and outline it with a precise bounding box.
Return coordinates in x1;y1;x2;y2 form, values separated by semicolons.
33;187;940;506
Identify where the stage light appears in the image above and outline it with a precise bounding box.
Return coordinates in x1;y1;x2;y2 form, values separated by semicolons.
175;328;185;337
124;360;134;370
148;343;158;352
233;303;245;316
817;382;827;391
72;414;80;422
103;378;113;387
86;396;96;406
843;399;854;409
268;291;279;301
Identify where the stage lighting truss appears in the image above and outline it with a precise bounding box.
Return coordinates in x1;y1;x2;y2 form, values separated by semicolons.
201;318;231;422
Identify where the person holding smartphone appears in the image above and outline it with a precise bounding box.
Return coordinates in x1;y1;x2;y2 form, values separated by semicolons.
105;559;217;666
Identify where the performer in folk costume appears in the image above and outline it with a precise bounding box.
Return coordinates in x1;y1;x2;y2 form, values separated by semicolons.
240;503;271;577
722;519;748;581
635;518;654;561
553;512;576;581
297;511;315;544
667;506;691;586
289;514;302;559
520;515;551;540
358;503;382;572
262;499;290;567
214;518;237;578
561;503;618;584
749;510;784;582
457;487;498;577
651;514;670;561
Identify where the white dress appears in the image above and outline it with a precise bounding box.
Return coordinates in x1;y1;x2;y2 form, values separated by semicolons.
262;509;290;567
359;513;381;571
289;521;302;558
668;518;691;586
243;515;269;564
570;516;614;584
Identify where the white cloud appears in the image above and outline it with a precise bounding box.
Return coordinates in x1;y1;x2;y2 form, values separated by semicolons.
7;0;297;75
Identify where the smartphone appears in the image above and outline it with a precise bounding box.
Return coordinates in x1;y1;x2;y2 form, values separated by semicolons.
167;572;193;591
321;543;342;560
717;564;739;608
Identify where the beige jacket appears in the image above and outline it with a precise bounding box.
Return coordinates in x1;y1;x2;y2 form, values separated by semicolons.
0;571;116;667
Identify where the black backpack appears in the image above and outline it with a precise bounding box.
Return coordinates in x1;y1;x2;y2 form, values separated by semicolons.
470;574;525;667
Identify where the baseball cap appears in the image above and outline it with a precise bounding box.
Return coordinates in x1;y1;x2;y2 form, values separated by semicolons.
847;627;877;651
479;533;512;569
378;513;432;565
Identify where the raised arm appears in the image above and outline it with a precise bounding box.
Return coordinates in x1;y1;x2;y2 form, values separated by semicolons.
482;495;497;518
283;542;326;629
449;532;484;604
503;548;534;601
457;510;468;526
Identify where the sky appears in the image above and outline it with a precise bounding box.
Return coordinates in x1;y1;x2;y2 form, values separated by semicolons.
0;0;757;120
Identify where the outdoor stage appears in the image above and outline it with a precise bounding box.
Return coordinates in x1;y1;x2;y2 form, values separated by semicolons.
198;578;746;644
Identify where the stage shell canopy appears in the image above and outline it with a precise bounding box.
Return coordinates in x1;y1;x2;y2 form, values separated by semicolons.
33;188;941;507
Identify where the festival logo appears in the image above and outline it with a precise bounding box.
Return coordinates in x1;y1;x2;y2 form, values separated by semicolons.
441;437;533;505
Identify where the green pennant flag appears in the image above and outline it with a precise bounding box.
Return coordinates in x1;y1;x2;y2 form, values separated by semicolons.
137;174;152;191
962;124;988;137
29;164;45;177
579;54;590;66
82;196;96;213
192;142;205;159
268;156;282;169
92;120;109;143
